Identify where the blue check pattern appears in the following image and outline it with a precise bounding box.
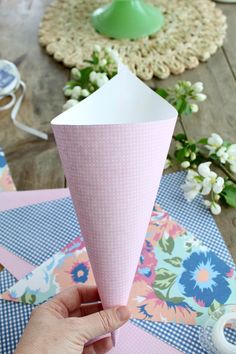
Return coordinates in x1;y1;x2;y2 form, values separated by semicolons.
0;171;235;353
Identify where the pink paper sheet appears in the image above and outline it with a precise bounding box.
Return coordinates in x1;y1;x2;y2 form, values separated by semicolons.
0;189;181;353
0;246;35;279
0;189;70;212
110;322;181;354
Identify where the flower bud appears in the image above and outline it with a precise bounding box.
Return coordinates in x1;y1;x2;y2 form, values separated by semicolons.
71;68;81;80
94;44;101;52
190;103;199;113
195;93;207;102
63;99;78;111
181;161;191;169
210;202;221;215
192;82;203;93
81;89;90;97
71;86;82;99
99;59;107;67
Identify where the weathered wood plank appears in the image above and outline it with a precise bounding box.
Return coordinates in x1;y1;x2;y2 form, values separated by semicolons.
219;3;236;81
0;0;68;189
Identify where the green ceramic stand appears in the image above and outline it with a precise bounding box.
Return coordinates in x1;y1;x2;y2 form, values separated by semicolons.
92;0;164;39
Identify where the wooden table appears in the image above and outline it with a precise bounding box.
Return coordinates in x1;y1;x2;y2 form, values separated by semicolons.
0;1;236;260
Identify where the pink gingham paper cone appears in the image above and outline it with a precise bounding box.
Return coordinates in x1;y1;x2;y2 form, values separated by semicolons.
52;65;177;343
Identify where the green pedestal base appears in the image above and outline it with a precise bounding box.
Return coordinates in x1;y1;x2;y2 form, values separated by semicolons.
92;0;164;39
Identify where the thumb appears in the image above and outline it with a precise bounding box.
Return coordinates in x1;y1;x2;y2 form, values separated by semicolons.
79;306;130;342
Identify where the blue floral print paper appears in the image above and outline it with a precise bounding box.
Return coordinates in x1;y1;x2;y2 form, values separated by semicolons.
2;204;236;327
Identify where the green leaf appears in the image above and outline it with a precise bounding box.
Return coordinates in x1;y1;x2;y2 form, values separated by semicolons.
66;80;81;88
175;98;187;114
196;311;203;317
164;257;182;267
21;293;36;305
208;300;224;320
184;103;193;116
153;268;177;290
168;297;185;304
159;236;175;255
198;138;208;145
190;144;197;152
79;67;94;85
174;133;186;142
175;148;188;162
156;88;168;99
221;184;236;208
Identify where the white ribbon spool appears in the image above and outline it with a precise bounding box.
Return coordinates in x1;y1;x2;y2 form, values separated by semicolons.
212;312;236;354
0;60;48;140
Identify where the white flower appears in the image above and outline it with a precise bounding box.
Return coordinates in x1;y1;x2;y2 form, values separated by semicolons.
192;82;204;93
71;67;81;80
181;161;190;169
81;89;90;97
182;182;201;201
210;202;221;215
182;170;202;201
105;47;112;54
94;44;101;52
195;93;207;102
71;86;82;99
164;158;171;170
109;49;120;64
89;71;97;84
198;162;212;178
89;72;109;88
216;146;229;164
190;103;199;113
227;144;236;165
99;59;107;67
96;73;109;87
201;177;212;195
63;99;78;111
206;133;223;154
63;87;73;97
208;133;223;147
212;176;224;194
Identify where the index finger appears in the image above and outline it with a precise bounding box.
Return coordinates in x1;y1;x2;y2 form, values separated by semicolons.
52;286;100;314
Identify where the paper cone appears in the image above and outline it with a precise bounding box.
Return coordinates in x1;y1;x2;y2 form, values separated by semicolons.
52;65;177;341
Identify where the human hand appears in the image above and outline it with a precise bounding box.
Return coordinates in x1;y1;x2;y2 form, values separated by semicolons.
14;286;130;354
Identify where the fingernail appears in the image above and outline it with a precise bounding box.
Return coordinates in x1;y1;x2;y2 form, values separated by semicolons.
116;306;130;321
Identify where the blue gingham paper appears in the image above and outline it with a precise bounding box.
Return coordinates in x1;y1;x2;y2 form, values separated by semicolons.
0;171;235;353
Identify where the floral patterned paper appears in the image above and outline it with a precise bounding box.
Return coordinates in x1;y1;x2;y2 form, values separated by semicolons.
2;204;236;326
0;148;16;192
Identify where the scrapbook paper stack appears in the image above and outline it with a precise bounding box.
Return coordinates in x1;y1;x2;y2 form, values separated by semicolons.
1;172;236;353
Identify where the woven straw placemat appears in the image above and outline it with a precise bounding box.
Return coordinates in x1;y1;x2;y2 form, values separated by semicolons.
39;0;227;80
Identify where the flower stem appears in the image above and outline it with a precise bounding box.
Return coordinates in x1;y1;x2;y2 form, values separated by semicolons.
179;114;188;140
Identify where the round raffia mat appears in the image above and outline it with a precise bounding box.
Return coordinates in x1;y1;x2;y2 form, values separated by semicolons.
39;0;227;80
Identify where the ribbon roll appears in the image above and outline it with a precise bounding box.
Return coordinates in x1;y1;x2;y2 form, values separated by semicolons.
212;312;236;354
0;60;48;140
